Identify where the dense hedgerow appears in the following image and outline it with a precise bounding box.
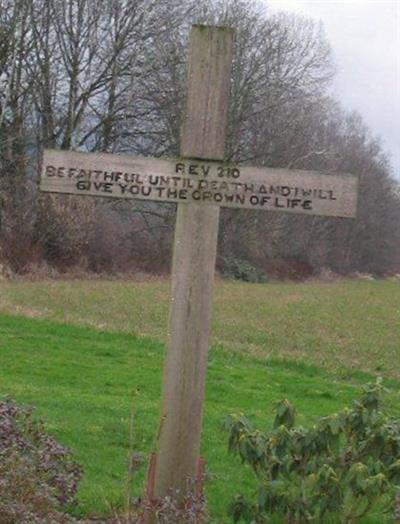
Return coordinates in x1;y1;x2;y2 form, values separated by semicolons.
0;397;83;523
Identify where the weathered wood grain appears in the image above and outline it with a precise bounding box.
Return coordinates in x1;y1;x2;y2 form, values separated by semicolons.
41;149;358;218
180;25;234;160
152;26;233;500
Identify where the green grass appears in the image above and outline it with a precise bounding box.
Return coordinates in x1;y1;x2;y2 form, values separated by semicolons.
1;310;400;522
1;278;400;377
0;279;400;521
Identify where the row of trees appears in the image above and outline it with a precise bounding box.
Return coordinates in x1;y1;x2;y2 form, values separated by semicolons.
1;0;399;277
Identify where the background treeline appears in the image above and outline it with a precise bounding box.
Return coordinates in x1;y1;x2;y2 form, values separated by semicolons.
1;0;399;278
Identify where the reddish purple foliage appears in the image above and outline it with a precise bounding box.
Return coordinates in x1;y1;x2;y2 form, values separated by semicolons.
0;397;83;522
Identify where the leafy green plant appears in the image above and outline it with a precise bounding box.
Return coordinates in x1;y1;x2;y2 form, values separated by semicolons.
0;397;83;523
226;381;400;523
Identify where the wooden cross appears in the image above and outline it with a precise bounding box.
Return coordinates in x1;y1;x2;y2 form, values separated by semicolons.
40;25;358;501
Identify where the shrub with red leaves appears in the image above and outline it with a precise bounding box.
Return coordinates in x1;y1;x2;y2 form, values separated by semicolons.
0;397;83;523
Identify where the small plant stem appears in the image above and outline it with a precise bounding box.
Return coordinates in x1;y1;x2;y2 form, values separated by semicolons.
125;401;136;521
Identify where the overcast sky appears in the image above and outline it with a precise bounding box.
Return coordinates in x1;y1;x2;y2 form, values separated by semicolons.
264;0;400;179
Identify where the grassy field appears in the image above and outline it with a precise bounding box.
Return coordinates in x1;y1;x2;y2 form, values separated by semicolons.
1;278;399;377
0;278;399;521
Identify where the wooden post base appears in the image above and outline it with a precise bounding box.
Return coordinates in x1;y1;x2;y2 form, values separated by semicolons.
142;452;207;523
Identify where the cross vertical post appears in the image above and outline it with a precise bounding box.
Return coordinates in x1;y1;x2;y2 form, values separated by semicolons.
153;26;234;498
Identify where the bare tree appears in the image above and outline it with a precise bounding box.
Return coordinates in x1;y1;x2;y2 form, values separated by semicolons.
0;0;399;275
